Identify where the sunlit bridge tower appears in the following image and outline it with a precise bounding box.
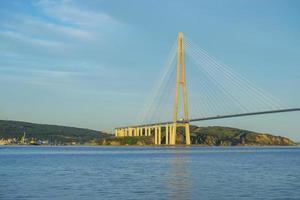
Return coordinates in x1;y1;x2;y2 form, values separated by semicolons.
114;32;191;145
114;31;300;145
171;32;191;145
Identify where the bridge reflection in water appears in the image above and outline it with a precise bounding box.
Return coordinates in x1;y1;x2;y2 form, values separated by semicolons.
166;149;192;200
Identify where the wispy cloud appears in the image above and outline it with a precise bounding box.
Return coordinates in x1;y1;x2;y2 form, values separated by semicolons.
1;14;94;43
0;67;138;99
0;30;61;47
0;67;79;83
36;0;120;29
0;0;133;112
0;66;114;86
0;0;126;75
0;0;123;52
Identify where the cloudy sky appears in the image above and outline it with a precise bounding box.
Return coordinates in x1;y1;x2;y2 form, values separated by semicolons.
0;0;299;140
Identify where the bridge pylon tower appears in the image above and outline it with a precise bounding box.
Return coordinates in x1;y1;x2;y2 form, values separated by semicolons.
171;32;191;145
114;32;300;146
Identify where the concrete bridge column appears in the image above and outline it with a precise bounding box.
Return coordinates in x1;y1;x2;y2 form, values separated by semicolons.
165;124;169;145
158;126;161;144
154;126;158;145
185;123;190;145
117;128;121;137
128;128;132;136
169;124;173;145
134;128;138;136
170;123;176;145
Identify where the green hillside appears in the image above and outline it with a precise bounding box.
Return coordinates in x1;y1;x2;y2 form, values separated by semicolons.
188;126;294;146
0;120;111;145
0;120;295;146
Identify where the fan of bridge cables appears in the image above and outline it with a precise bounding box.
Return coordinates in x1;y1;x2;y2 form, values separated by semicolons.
136;36;285;125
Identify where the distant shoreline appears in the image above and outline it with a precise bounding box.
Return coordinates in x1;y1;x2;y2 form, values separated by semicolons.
0;120;296;146
1;144;299;147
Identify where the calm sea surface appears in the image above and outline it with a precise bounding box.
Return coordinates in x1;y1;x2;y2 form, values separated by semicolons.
0;146;300;200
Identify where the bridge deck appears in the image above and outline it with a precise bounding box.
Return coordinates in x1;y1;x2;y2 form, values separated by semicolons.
116;108;300;129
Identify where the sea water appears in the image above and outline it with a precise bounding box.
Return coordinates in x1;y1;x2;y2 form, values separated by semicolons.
0;146;299;200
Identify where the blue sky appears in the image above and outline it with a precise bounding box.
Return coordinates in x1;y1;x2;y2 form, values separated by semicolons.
0;0;299;140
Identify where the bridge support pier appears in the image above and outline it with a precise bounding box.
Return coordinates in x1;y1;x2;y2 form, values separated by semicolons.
171;123;176;145
185;123;190;145
129;128;132;137
154;126;158;145
165;124;169;145
153;125;161;145
158;126;161;144
170;124;173;145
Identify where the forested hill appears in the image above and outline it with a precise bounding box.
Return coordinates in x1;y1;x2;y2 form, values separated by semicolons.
0;120;295;146
0;120;112;145
187;126;295;146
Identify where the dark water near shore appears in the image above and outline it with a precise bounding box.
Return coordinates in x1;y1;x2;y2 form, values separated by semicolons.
0;146;300;200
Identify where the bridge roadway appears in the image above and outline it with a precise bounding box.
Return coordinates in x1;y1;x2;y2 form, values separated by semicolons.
117;108;300;128
114;108;300;145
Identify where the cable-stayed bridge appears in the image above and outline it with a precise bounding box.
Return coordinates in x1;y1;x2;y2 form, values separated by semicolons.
115;32;300;145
